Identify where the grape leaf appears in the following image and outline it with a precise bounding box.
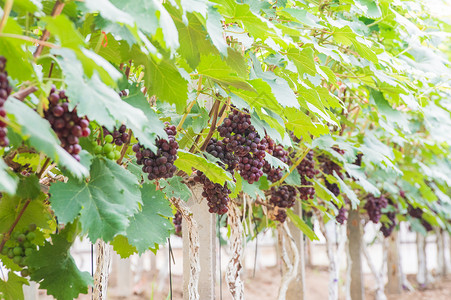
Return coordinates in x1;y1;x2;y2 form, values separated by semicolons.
0;159;18;195
159;176;192;202
125;183;173;253
264;153;289;171
5;97;89;179
286;209;319;241
111;235;138;258
174;150;233;185
27;232;93;300
206;7;229;56
0;272;28;300
16;174;41;200
285;47;316;76
49;157;141;242
53;48;162;152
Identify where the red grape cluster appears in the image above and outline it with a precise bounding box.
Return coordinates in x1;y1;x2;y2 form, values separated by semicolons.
103;125;129;146
0;56;12;147
353;153;363;166
263;137;289;183
133;124;178;180
218;107;268;184
407;205;433;232
364;194;388;223
194;170;230;214
320;148;344;197
274;208;287;223
205;138;238;171
335;206;347;225
269;185;298;208
45;87;90;161
380;211;396;237
173;211;182;236
297;150;319;200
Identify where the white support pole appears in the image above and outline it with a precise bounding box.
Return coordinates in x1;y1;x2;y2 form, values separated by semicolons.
347;209;364;300
93;240;112;300
286;202;305;300
183;185;216;300
416;233;428;287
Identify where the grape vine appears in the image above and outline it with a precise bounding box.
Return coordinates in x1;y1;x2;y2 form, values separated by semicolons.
0;56;12;147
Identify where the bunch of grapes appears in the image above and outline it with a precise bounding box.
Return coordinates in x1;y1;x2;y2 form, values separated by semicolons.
380;211;396;237
320;148;344;196
407;205;433;232
218;107;268;183
205;138;238;171
173;211;182;236
297;150;319;200
44;87;90;161
133;124;178;180
353;153;363;166
336;206;347;225
274;208;287;223
263;137;289;183
364;194;388;223
269;185;298;208
0;56;12;147
0;224;37;277
103;125;129;147
194;170;230;214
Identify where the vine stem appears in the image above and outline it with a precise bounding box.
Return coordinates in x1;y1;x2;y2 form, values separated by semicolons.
116;129;132;165
270;147;310;188
33;0;65;58
177;76;203;132
37;157;51;178
199;99;220;151
0;199;32;253
0;0;13;34
0;34;61;49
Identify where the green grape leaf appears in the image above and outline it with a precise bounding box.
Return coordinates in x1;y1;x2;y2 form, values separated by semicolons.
53;48;161;152
0;272;28;300
84;0;134;25
285;47;316;76
286;208;319;241
0;159;18;195
159;176;192;202
0;194;51;234
174;150;233;185
5;97;89;179
41;15;85;49
264;153;289;171
16;174;41;200
125;183;173;253
334;173;360;209
111;235;138;258
206;7;229;56
197;54;254;91
27;233;93;300
49;157;141;242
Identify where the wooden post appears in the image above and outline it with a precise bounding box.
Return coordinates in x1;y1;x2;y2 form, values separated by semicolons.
386;231;402;294
436;228;446;277
93;241;112;300
416;233;427;286
183;185;216;300
286;202;305;300
347;209;364;300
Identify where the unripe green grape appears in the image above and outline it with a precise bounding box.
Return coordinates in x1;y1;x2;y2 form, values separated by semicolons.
1;247;8;255
7;249;14;259
12;232;20;240
0;233;3;240
26;232;36;241
114;150;121;160
103;143;113;154
94;145;103;154
105;134;113;143
28;224;37;232
20;269;29;277
13;247;22;256
19;257;26;267
17;234;26;243
13;256;21;264
24;248;33;256
106;151;115;160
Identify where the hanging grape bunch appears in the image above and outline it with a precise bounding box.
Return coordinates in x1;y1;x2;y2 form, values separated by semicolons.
335;206;347;225
364;194;388;223
321;147;345;196
194;170;230;214
173;211;182;236
0;56;12;147
297;150;319;200
274;207;288;223
218;106;268;184
133;123;178;180
0;224;37;277
269;185;298;208
103;125;129;147
407;205;433;232
44;87;90;161
263;137;289;183
205;138;238;171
